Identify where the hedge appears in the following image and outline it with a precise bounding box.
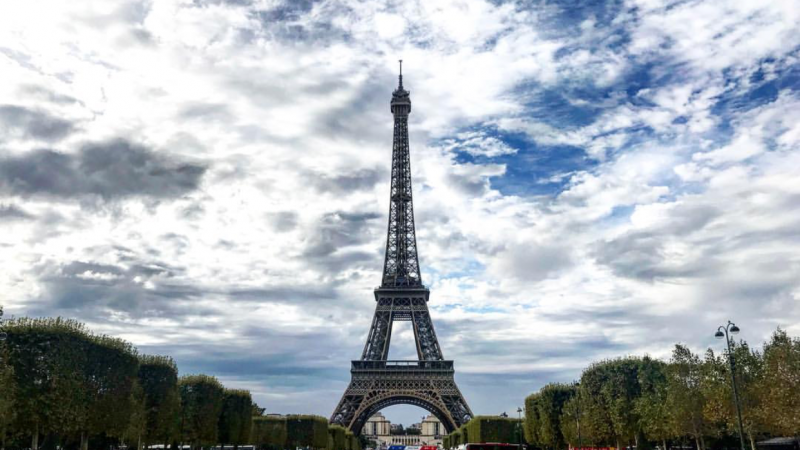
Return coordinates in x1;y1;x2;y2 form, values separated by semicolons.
285;415;329;449
345;430;353;450
349;432;361;450
443;435;451;449
328;425;347;450
445;416;523;446
253;416;288;450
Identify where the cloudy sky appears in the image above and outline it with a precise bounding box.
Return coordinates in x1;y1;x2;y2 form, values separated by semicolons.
1;0;799;425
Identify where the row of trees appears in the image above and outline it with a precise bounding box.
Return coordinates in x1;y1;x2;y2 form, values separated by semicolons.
0;317;254;450
520;327;799;450
0;315;367;450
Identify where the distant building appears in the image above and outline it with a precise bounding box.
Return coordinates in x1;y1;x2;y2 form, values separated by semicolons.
365;412;392;437
364;413;444;447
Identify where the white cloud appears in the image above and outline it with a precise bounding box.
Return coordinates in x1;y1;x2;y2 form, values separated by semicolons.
0;0;799;425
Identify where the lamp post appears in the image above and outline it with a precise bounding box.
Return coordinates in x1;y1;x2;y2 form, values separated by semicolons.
0;306;6;341
517;407;523;450
715;321;745;450
575;386;582;450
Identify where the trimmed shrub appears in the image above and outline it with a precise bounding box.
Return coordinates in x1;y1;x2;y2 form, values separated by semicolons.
328;425;347;450
443;435;451;450
349;432;361;450
345;430;353;450
285;415;329;449
179;374;225;447
451;428;463;447
138;355;180;446
463;416;521;444
253;416;288;450
219;389;253;447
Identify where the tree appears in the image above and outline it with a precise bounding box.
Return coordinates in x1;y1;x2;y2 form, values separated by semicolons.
123;381;147;450
579;361;618;448
559;394;587;449
635;358;671;450
534;383;576;450
667;345;708;450
139;355;181;448
731;341;765;450
253;402;267;417
525;393;542;447
4;318;92;450
759;328;800;435
0;307;15;450
179;375;225;450
79;334;140;450
219;389;253;450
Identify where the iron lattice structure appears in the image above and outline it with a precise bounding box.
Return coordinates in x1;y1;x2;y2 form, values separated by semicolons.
330;63;473;435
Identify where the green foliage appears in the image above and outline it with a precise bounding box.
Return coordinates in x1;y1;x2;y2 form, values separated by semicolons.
179;374;225;447
285;415;329;449
524;393;541;446
464;416;522;444
666;344;707;446
4;318;101;438
345;430;353;450
529;383;575;450
124;380;147;450
219;389;253;446
347;431;361;450
634;359;671;446
327;425;346;450
139;354;181;445
450;428;463;447
0;308;15;446
443;434;451;450
82;333;140;439
760;328;800;435
253;416;288;450
577;357;657;447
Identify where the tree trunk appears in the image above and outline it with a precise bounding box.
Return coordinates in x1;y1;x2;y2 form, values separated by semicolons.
662;439;667;450
694;436;700;450
699;435;705;450
32;423;39;450
749;432;756;450
616;438;621;450
80;432;89;450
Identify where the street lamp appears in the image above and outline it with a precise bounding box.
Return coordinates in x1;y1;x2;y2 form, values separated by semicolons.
575;385;582;450
716;320;745;450
516;407;523;450
0;306;7;341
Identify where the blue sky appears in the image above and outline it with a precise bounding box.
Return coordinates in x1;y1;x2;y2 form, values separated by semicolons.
1;0;799;426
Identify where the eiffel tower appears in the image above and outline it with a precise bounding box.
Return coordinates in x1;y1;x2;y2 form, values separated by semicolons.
330;62;473;434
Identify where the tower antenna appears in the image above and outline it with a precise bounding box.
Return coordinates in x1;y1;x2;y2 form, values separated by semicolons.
399;59;403;88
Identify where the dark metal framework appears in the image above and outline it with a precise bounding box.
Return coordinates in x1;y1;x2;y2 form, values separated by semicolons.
330;63;473;434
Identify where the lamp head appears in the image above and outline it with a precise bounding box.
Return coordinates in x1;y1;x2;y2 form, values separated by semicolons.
715;330;725;339
730;324;740;335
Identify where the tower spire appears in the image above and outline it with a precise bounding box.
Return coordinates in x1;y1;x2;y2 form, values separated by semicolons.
384;61;419;288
